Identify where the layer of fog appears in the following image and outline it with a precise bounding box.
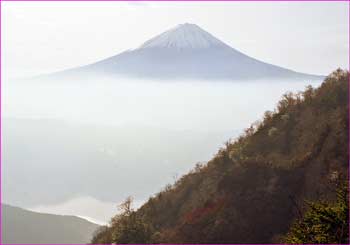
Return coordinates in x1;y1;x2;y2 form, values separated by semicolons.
3;76;322;131
2;76;322;223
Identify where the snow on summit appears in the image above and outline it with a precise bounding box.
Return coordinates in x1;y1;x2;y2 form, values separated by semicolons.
51;23;323;81
139;23;228;50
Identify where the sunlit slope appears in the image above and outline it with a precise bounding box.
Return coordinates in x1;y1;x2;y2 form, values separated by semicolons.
92;69;348;243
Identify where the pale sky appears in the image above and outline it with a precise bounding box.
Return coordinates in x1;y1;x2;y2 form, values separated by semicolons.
2;1;349;79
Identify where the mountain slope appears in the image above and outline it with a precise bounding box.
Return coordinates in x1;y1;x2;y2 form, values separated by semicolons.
2;204;99;244
55;23;322;81
91;69;349;243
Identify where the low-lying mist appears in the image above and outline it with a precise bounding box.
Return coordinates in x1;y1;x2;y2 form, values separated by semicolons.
3;76;322;130
3;76;322;223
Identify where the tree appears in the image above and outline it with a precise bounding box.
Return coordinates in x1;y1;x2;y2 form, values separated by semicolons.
277;92;296;113
284;183;349;244
91;226;113;244
111;197;153;244
303;85;314;103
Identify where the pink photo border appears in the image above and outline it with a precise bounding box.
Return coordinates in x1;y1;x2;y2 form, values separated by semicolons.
0;0;348;244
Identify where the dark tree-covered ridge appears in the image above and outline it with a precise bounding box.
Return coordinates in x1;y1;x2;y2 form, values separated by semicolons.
92;69;349;244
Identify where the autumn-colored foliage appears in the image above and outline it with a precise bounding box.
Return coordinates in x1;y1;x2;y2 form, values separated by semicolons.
91;69;349;244
284;182;349;244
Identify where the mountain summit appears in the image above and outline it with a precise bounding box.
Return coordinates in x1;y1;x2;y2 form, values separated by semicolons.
138;23;229;50
56;23;323;81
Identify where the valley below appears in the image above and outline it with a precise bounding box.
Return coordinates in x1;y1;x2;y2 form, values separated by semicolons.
2;78;322;223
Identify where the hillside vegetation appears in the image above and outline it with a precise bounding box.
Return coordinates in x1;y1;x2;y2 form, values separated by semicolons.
92;69;349;244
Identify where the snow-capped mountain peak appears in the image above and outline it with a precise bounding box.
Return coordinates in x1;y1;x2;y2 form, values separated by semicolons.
138;23;229;50
54;23;323;81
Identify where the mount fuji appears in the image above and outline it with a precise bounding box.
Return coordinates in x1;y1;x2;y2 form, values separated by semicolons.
55;23;323;81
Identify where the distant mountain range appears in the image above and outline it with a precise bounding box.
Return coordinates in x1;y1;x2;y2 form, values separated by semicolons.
2;204;99;244
52;23;323;81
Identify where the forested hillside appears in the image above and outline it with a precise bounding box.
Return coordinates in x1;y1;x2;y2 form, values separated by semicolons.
92;69;349;244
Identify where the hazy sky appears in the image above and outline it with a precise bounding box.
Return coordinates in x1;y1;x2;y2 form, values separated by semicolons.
2;1;349;78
